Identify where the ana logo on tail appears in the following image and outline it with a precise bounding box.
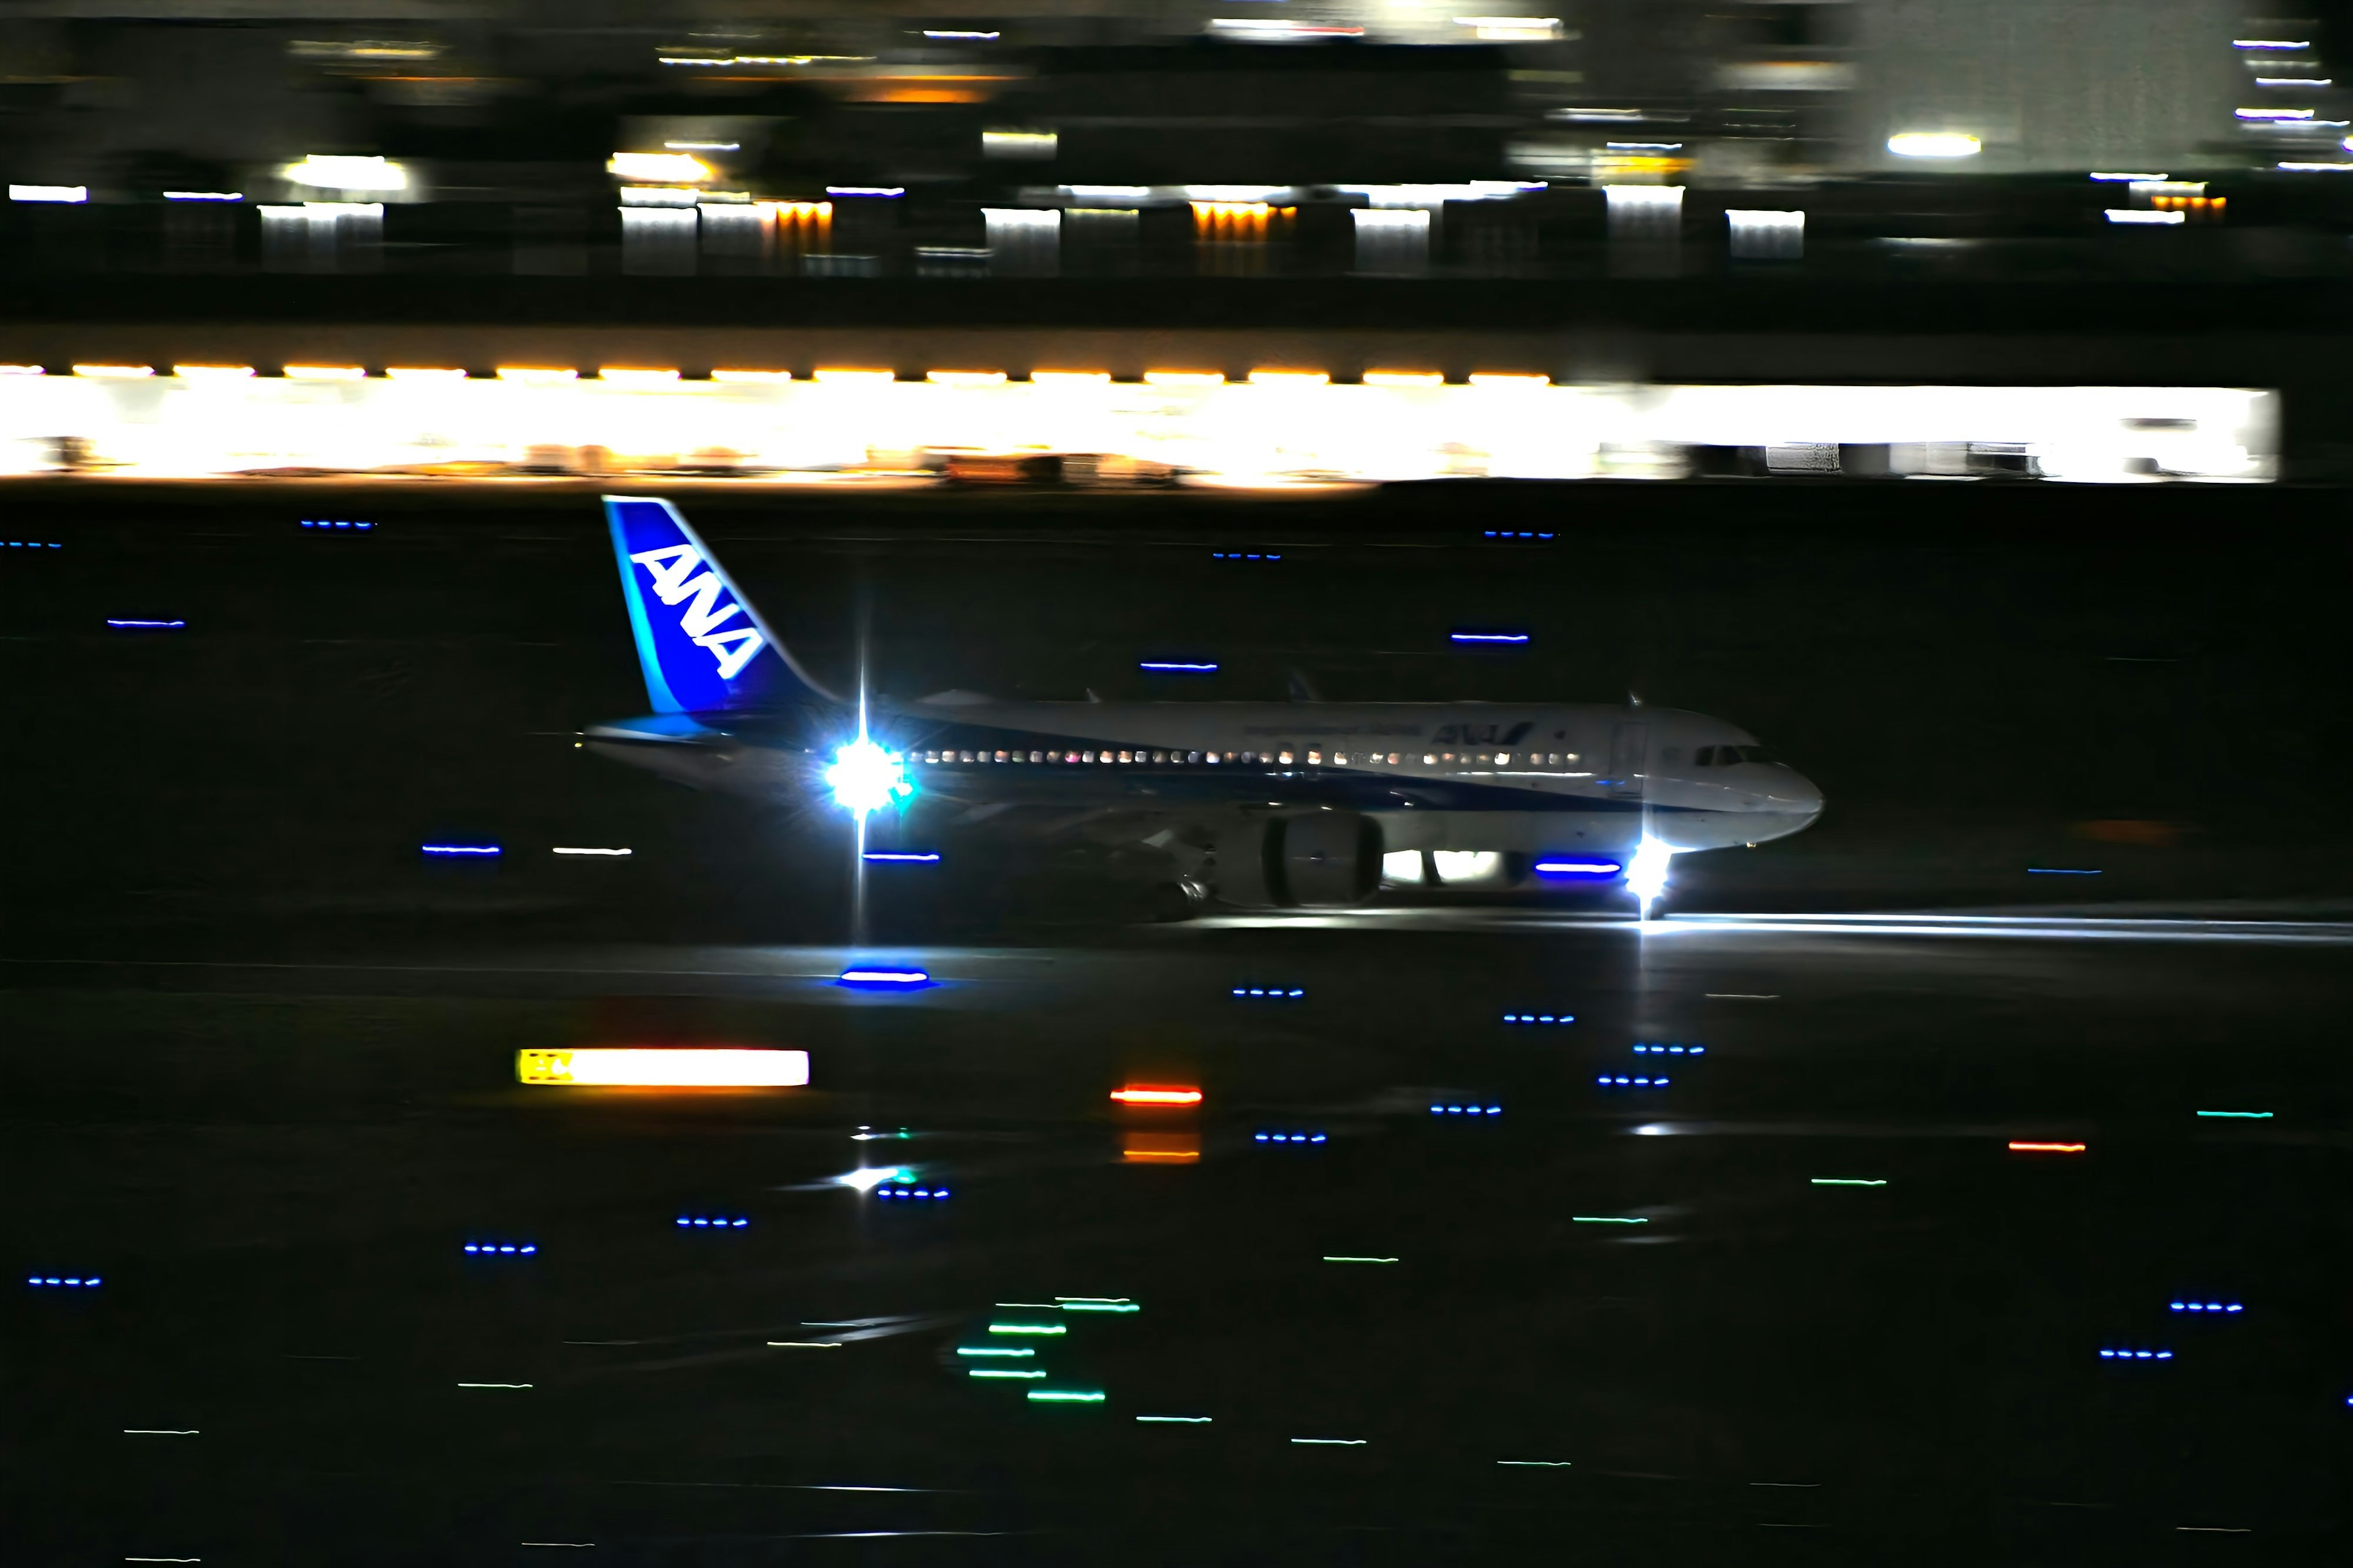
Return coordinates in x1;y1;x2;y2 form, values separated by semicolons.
629;543;769;680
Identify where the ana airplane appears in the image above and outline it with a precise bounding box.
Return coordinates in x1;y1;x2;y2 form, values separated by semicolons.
583;496;1824;917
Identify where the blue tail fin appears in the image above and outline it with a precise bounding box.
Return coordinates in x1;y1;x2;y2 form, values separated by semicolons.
604;495;837;714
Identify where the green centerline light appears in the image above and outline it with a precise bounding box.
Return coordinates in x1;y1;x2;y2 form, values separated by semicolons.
969;1369;1046;1379
1027;1389;1105;1403
988;1324;1066;1335
1137;1415;1212;1423
957;1347;1034;1357
2196;1110;2273;1119
1571;1216;1647;1224
1809;1178;1888;1186
1060;1301;1140;1313
1321;1256;1400;1263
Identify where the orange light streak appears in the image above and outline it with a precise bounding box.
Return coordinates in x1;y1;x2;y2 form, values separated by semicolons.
1110;1086;1203;1105
2007;1140;2086;1153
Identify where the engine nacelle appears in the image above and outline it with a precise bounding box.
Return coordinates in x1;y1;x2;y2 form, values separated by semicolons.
1210;812;1383;909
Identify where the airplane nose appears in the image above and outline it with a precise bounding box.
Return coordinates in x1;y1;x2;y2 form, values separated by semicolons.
1778;770;1825;820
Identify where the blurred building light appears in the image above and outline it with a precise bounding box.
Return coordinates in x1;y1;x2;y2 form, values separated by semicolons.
926;28;1001;38
1467;373;1550;388
1365;369;1444;387
172;365;254;381
1144;371;1226;388
814;368;896;385
518;1047;809;1086
551;846;631;855
827;186;906;197
2234;38;2312;48
0;366;45;376
162;190;243;201
664;140;740;151
598;368;681;387
385;366;467;381
2276;160;2353;170
1208;18;1364;36
2106;209;2184;225
608;151;712;183
284;364;365;381
2235;107;2314;119
73;364;153;379
2256;77;2332;86
1556;107;1645;121
10;184;86;203
1605;183;1683;240
286;156;408;192
1726;208;1803;260
1032;370;1111;385
2089;172;2167;181
1453;15;1562;40
711;368;795;383
619;186;699;208
1061;184;1152;202
983;130;1057;159
928;370;1008;387
1886;133;1981;158
496;366;578;384
1186;184;1292;204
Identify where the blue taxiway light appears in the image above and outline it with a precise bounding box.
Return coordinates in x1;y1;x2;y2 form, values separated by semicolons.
106;619;185;629
1598;1075;1670;1087
27;1275;100;1287
2169;1301;2243;1314
1502;1013;1575;1025
1140;661;1219;673
422;844;502;856
1632;1044;1705;1055
1210;551;1281;560
862;851;941;863
2099;1349;2173;1360
838;968;933;989
1533;860;1622;876
1431;1104;1502;1116
2027;868;2103;875
300;520;375;530
462;1243;537;1255
1232;987;1305;999
1482;531;1555;539
676;1217;750;1229
1450;632;1531;645
5;540;63;548
1254;1132;1328;1144
876;1187;951;1200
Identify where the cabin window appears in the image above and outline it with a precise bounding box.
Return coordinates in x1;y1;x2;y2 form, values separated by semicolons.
995;751;1007;763
1279;750;1295;765
1423;754;1436;765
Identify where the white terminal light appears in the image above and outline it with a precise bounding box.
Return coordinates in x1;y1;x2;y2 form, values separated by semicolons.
1887;133;1981;158
608;151;712;183
10;184;86;203
286;155;408;192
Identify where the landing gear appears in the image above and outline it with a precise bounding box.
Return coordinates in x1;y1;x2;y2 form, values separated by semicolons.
1145;877;1207;923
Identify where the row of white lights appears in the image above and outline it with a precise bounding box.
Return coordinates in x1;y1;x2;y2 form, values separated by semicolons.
1;366;1557;387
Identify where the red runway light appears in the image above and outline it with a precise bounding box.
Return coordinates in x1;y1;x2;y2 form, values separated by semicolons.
1111;1086;1203;1106
2008;1140;2086;1153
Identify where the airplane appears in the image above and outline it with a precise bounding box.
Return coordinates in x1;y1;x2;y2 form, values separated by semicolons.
582;495;1824;917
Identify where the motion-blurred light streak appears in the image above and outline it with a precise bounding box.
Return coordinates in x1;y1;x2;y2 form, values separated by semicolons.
518;1048;810;1086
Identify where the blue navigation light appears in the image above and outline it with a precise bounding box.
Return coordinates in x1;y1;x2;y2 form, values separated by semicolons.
1534;859;1623;877
1210;551;1281;560
1140;661;1218;673
1253;1131;1328;1144
106;619;185;629
2169;1301;2243;1314
1430;1104;1503;1115
1502;1013;1575;1025
839;968;932;989
675;1216;751;1228
1450;631;1531;644
1597;1075;1670;1087
1632;1043;1704;1055
862;851;941;863
462;1243;537;1255
300;520;375;530
26;1275;100;1287
825;735;914;817
1482;531;1555;540
422;844;501;856
2027;867;2102;875
1232;987;1305;999
876;1186;950;1199
2097;1348;2173;1360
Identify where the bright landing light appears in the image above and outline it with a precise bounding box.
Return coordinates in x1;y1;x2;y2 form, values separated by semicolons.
1625;835;1675;915
825;737;913;816
517;1048;811;1086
